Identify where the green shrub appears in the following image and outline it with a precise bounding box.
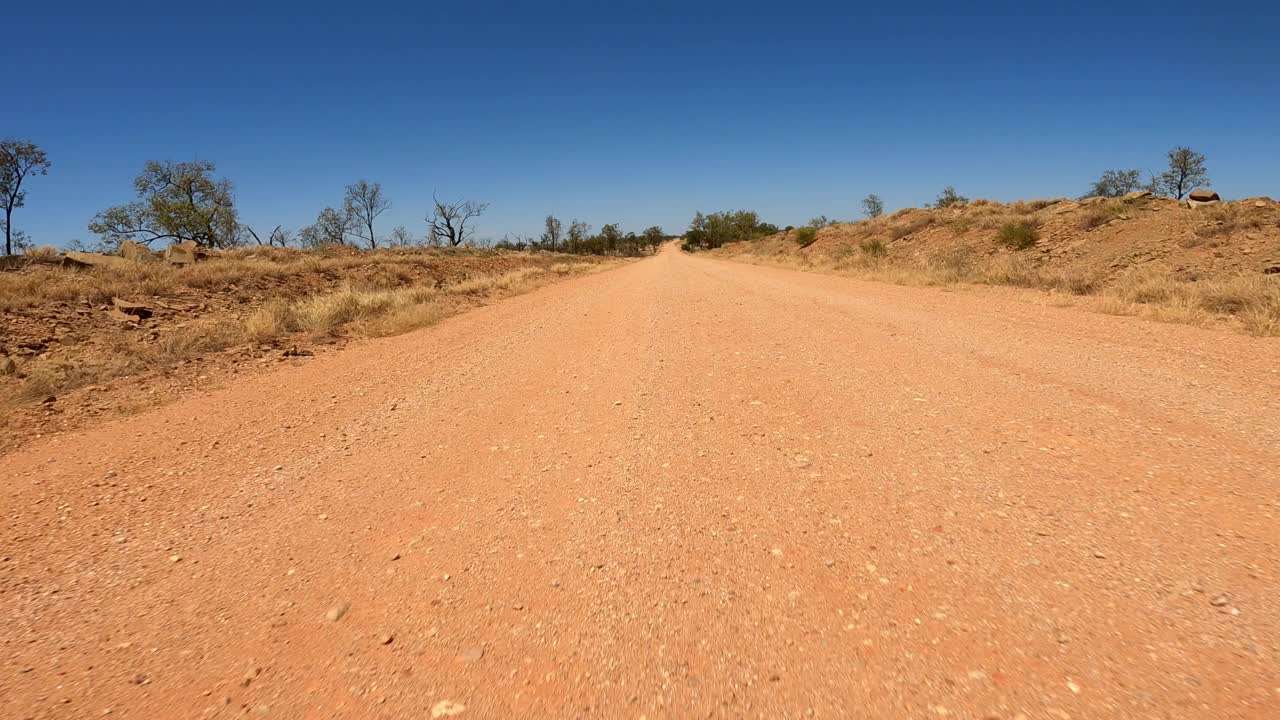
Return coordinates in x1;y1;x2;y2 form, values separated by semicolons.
793;227;818;247
996;222;1039;250
860;238;887;257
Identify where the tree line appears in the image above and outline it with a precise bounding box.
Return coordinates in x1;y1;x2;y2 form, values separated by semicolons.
1;139;1220;256
494;217;670;257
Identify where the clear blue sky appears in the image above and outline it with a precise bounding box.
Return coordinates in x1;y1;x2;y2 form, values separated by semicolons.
9;0;1279;246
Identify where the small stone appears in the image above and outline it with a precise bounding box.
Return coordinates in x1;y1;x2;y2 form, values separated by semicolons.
169;555;182;563
1210;594;1230;607
380;634;394;645
1092;551;1106;559
325;602;350;622
431;700;466;718
459;646;484;663
390;553;401;561
612;400;622;406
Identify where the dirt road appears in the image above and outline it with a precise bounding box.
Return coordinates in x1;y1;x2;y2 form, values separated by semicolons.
4;245;1278;719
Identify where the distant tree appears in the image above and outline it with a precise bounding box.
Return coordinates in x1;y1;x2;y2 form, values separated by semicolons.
316;207;350;245
931;186;969;209
641;225;666;252
343;179;391;249
89;160;239;248
388;225;415;247
808;215;832;228
1;140;51;256
567;219;591;253
1153;146;1209;200
542;215;562;251
1085;169;1145;198
598;223;622;253
684;210;776;250
427;194;488;247
861;193;885;219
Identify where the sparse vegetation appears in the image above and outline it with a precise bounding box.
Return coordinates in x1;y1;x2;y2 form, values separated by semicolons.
859;238;887;257
931;186;969;209
710;195;1280;337
996;222;1040;250
1;140;52;256
793;227;818;247
1085;169;1145;199
0;248;619;413
1153;146;1210;200
862;194;885;219
1077;199;1138;230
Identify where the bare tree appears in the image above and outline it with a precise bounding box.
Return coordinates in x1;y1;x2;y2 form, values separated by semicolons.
343;180;391;249
1;140;52;256
427;194;488;247
243;224;293;247
388;225;415;247
542;215;562;251
1153;146;1209;200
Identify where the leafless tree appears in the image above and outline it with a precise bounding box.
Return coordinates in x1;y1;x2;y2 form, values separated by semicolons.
388;225;415;247
344;180;391;249
542;215;562;251
243;224;293;247
427;193;488;247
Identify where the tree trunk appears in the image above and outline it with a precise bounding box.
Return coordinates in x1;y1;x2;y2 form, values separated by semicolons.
4;206;11;256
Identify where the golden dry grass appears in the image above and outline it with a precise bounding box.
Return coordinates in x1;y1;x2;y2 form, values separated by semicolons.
2;252;616;410
716;244;1280;336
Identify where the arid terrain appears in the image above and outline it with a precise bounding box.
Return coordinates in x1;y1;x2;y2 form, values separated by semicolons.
714;195;1280;336
2;243;1277;718
0;247;617;454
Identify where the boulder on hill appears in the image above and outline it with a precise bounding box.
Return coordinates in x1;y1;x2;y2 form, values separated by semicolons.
63;251;133;269
1123;191;1153;201
165;240;200;264
1186;189;1221;208
119;240;159;262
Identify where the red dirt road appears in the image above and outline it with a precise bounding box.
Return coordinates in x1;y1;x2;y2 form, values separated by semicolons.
3;246;1278;719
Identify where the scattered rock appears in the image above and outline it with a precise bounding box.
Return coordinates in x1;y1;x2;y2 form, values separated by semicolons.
1210;594;1230;607
379;633;394;645
111;297;153;320
325;602;350;622
0;356;16;376
431;700;466;718
1122;191;1153;201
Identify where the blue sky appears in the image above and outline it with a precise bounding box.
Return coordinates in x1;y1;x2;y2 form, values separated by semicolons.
8;1;1279;246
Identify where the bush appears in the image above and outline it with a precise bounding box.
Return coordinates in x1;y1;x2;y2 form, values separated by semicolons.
793;227;818;247
932;186;969;209
996;222;1039;250
860;239;887;257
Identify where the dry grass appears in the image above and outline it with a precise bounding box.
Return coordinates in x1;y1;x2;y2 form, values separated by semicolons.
716;243;1280;336
2;252;614;411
